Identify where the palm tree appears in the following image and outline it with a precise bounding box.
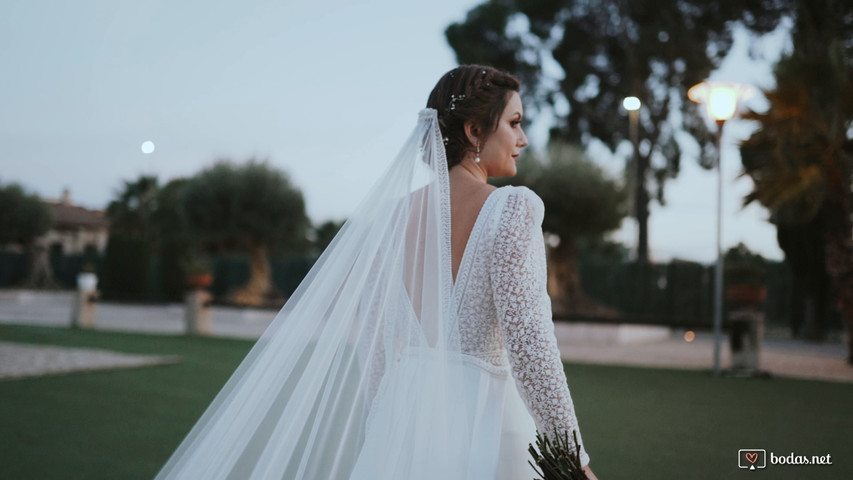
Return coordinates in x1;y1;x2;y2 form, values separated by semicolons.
740;0;853;360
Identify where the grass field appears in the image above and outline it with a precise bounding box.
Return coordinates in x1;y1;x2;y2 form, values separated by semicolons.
1;324;850;479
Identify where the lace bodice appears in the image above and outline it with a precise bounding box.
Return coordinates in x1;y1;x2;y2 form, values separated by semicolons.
453;185;589;466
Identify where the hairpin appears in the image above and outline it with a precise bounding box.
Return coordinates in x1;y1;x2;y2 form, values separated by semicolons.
449;94;466;111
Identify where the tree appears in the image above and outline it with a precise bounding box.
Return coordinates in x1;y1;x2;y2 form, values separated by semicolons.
106;175;160;239
181;160;309;306
103;175;160;300
0;181;54;287
740;0;852;357
312;219;345;258
151;177;194;301
499;142;628;315
0;182;52;246
446;0;791;262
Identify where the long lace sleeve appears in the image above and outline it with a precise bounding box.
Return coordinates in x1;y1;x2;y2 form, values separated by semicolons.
490;188;590;467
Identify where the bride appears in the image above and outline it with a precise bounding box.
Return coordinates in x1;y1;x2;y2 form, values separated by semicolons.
155;65;598;480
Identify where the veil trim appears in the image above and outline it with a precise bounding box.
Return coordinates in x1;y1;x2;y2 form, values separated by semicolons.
421;108;455;338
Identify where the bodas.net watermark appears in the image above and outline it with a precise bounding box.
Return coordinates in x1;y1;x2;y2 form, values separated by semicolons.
738;449;833;470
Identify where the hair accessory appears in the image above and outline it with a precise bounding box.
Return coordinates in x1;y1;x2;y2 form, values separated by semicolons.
443;136;449;145
475;142;481;163
449;93;466;111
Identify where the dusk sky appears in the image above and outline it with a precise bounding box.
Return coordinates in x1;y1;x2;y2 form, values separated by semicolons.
1;0;793;262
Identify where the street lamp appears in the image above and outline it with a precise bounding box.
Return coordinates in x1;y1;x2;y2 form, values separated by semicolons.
687;81;753;376
623;96;641;111
623;96;646;263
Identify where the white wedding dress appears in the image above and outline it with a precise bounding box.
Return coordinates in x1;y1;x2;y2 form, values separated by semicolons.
154;109;588;480
349;185;590;479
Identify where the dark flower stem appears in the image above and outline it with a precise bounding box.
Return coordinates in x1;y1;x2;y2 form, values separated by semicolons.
528;429;589;480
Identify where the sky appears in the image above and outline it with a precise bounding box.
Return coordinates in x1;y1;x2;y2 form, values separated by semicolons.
1;0;792;263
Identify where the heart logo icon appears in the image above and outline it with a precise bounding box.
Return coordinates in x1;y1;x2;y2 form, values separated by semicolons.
745;452;758;464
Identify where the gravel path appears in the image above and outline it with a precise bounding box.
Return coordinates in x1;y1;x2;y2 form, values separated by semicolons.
0;341;180;380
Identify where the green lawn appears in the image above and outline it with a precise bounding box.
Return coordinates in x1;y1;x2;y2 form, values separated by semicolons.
1;324;850;480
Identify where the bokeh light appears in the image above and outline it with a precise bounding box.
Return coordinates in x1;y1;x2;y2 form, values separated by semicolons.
707;89;737;120
687;81;755;121
622;96;641;111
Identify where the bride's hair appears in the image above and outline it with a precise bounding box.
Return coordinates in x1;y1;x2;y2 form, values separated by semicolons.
426;64;520;169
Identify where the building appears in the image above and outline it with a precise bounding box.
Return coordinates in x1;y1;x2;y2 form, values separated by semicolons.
40;189;109;255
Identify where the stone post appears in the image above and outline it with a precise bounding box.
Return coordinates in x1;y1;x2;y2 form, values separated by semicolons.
71;272;99;329
184;289;213;335
728;309;764;374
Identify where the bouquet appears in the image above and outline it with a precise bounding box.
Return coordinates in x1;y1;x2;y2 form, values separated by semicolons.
528;429;589;480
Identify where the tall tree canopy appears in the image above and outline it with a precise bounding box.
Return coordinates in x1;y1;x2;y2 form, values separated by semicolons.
0;181;54;287
103;175;161;300
740;0;852;354
446;0;791;262
0;181;52;246
106;175;160;238
181;160;309;306
311;220;345;258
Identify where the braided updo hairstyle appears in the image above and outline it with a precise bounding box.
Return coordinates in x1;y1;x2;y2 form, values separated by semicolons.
426;65;521;169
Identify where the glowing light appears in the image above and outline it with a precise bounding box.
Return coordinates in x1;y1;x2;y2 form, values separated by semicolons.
687;82;754;121
622;96;641;111
684;331;695;342
707;89;736;120
141;141;156;154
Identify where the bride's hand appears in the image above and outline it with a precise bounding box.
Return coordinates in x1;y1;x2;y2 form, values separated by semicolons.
582;465;599;480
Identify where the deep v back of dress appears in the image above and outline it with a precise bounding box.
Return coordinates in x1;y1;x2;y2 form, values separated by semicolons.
450;184;499;284
351;186;538;480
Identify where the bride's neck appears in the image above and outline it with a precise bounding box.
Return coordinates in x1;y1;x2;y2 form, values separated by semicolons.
449;157;488;184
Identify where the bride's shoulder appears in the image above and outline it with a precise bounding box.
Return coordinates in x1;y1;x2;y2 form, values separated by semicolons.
500;184;542;204
494;185;544;226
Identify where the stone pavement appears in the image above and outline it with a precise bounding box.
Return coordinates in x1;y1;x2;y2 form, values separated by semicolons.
555;325;853;384
0;290;272;339
0;341;180;380
1;289;850;383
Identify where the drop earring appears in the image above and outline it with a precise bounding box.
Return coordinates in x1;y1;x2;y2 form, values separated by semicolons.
475;142;481;163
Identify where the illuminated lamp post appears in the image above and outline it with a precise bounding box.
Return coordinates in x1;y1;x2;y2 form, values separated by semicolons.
623;96;646;263
687;81;753;376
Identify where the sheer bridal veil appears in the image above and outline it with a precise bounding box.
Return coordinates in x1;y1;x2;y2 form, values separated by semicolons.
155;109;494;479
